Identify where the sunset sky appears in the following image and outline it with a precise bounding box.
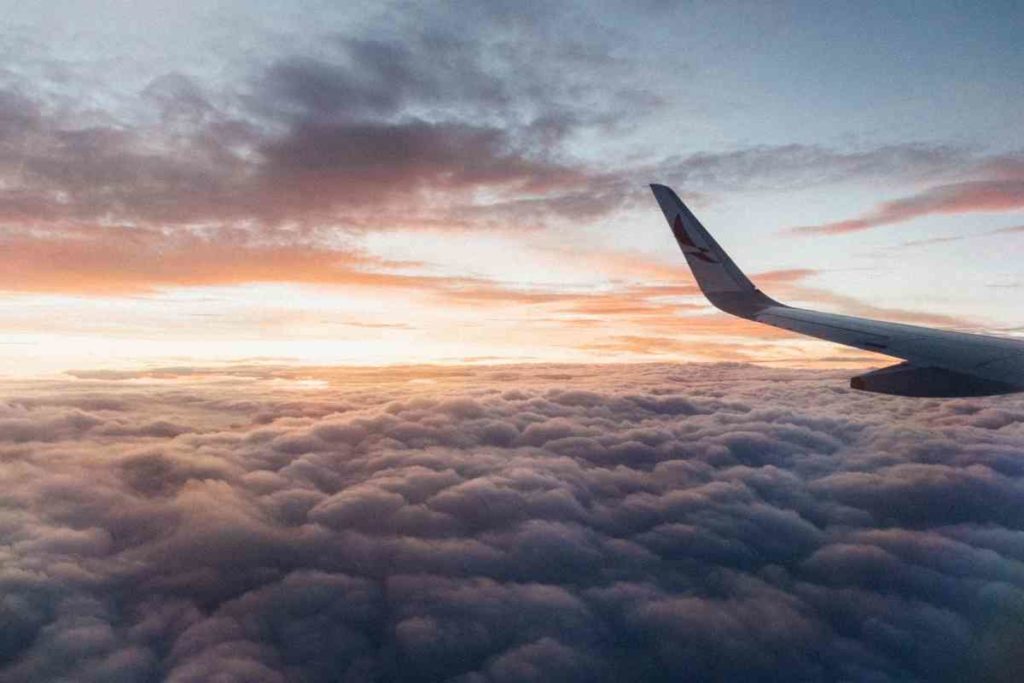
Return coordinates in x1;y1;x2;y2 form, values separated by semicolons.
6;5;1024;680
2;0;1024;374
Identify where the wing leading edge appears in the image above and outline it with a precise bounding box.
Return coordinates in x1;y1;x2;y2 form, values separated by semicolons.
650;183;1024;397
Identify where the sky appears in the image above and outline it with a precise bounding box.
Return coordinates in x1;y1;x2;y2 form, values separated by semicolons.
0;0;1023;374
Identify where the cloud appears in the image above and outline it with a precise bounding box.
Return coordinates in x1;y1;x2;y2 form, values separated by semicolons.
791;155;1024;235
2;363;1024;680
0;22;635;300
992;224;1024;236
0;24;612;235
0;224;427;295
260;119;579;197
656;143;971;192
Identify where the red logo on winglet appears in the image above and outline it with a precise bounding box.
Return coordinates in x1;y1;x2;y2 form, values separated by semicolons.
672;214;718;263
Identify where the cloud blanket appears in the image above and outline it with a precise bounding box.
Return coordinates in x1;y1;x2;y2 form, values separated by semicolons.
2;363;1023;681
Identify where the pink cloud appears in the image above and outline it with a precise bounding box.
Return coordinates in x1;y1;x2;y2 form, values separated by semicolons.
792;177;1024;235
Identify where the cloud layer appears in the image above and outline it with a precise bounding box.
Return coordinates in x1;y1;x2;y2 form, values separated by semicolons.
2;363;1024;681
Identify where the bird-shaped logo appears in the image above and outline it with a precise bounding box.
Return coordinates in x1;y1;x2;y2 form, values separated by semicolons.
672;214;719;263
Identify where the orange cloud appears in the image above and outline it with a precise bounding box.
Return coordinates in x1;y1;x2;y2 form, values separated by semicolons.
0;224;479;295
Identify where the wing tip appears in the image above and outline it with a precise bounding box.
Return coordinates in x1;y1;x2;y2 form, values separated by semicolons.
648;183;679;202
648;182;782;318
649;183;687;223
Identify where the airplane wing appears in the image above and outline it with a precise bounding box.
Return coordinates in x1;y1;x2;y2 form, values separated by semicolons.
650;183;1024;396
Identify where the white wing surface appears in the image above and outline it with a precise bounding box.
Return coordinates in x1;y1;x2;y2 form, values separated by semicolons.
650;184;1024;396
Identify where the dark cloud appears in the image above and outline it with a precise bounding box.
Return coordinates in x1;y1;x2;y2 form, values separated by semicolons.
259;120;578;203
2;364;1024;681
256;37;509;122
0;21;609;238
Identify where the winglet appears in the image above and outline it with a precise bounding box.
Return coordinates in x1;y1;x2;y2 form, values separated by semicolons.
650;184;781;319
